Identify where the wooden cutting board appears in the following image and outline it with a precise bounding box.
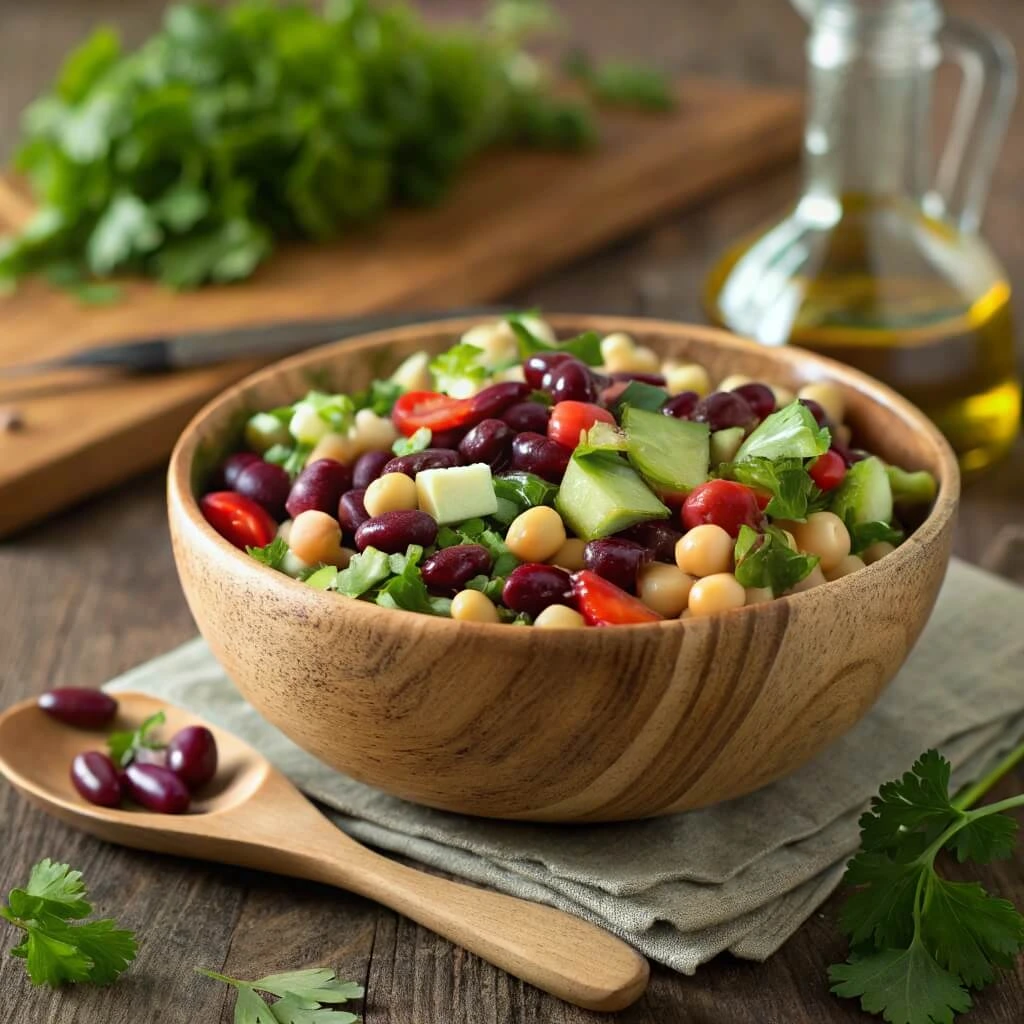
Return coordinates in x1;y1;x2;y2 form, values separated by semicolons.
0;79;801;538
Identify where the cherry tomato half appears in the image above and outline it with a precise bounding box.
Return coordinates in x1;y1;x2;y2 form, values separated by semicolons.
681;479;762;538
547;401;616;449
570;570;663;626
809;449;847;491
200;491;277;550
392;391;475;437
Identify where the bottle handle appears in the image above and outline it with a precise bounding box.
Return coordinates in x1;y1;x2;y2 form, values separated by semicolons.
931;17;1016;234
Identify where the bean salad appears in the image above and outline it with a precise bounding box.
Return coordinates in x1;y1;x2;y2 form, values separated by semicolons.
199;317;938;627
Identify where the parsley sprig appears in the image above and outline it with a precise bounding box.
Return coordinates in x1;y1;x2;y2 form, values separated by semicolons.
198;966;364;1024
107;710;166;768
1;860;137;986
829;743;1024;1024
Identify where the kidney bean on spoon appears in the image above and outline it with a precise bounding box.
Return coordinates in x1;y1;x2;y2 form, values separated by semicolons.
286;459;353;518
352;449;393;489
166;726;219;790
502;564;573;617
383;448;461;477
234;460;291;519
355;510;438;553
459;419;514;469
583;539;651;594
502;401;550;434
124;763;191;814
70;751;123;808
421;544;494;595
338;488;371;535
39;688;118;729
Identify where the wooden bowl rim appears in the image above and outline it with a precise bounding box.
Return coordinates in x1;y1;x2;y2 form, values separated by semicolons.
168;314;960;634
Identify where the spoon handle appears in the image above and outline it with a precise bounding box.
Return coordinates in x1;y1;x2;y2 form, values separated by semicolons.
289;830;648;1011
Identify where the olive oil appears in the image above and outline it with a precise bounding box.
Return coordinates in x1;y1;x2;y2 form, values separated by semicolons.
705;196;1020;471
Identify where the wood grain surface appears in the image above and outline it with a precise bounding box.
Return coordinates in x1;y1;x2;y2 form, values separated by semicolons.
0;74;802;538
168;316;958;821
0;1;1021;1022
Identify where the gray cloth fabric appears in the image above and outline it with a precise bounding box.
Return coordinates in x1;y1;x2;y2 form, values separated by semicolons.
107;558;1024;975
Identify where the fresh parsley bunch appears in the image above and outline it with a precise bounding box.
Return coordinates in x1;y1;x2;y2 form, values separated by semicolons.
199;966;364;1024
1;860;137;986
829;746;1024;1024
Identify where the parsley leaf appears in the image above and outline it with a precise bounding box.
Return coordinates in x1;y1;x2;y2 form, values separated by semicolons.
264;443;313;479
723;457;822;521
564;51;676;111
848;519;905;555
107;710;166;768
429;344;489;398
492;472;559;513
829;747;1024;1024
507;320;603;366
198;965;364;1024
392;427;431;457
353;379;403;417
334;548;391;598
375;546;451;617
609;380;669;415
247;536;288;572
735;401;831;463
733;525;818;596
1;860;137;987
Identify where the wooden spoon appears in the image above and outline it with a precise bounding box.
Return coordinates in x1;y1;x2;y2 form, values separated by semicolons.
0;692;648;1012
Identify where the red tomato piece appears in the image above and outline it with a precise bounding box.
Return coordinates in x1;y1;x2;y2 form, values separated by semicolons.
200;491;277;550
809;449;847;491
570;570;663;626
547;401;617;449
681;479;762;537
392;391;475;437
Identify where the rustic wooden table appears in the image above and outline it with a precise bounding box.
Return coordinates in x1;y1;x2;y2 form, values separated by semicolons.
0;1;1021;1021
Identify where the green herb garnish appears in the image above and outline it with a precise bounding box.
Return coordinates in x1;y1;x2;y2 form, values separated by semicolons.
508;319;603;366
735;401;831;463
609;380;670;415
565;51;676;111
723;456;824;522
848;519;905;555
392;427;432;457
246;536;288;571
734;524;818;595
107;710;166;768
1;860;137;987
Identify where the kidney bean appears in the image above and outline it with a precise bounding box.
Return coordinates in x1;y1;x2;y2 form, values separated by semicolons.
421;545;493;595
543;359;598;404
692;391;756;431
618;520;682;563
167;726;219;790
383;448;461;477
607;371;667;385
70;751;123;807
430;427;468;450
459;419;514;469
124;763;191;814
338;489;370;535
234;460;291;518
39;688;118;729
355;510;438;553
352;450;393;489
524;351;573;389
469;382;532;422
286;459;353;518
502;401;550;434
502;564;573;617
216;452;261;490
662;391;701;419
583;539;651;593
800;397;829;426
510;432;572;482
732;382;776;420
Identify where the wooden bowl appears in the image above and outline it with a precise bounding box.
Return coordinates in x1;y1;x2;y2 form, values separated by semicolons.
168;316;959;822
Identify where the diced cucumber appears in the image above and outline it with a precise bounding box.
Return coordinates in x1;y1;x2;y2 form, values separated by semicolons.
710;427;745;466
886;465;937;505
622;406;709;494
556;451;670;540
244;412;291;454
830;456;894;525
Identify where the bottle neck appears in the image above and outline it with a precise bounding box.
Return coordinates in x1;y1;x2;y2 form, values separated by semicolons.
801;0;942;204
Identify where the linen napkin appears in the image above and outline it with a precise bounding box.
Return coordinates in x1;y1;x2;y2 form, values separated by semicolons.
107;558;1024;975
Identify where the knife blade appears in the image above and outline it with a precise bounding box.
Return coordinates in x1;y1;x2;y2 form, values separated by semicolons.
0;305;510;380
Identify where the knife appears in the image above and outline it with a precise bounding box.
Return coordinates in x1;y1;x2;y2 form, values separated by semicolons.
0;305;511;380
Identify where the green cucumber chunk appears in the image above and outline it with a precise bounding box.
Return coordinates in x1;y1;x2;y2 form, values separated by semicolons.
886;465;937;505
710;427;745;466
556;451;670;540
622;406;709;494
830;456;894;525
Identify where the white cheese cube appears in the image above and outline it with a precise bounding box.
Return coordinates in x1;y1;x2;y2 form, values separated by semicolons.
416;464;498;525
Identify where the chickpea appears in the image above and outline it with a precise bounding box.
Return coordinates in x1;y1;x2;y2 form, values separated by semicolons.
505;506;567;563
771;384;795;407
718;373;753;392
825;554;867;581
862;540;896;565
798;381;846;425
789;511;851;572
789;564;827;593
601;333;659;374
352;408;399;454
638;563;694;617
451;589;501;624
364;472;418;517
289;510;350;568
745;586;774;605
834;423;853;448
662;361;711;397
688;573;746;617
534;605;587;629
390;351;431;392
496;364;527;384
310;432;359;466
461;322;518;367
675;524;734;577
276;519;293;543
549;537;587;571
289;403;330;446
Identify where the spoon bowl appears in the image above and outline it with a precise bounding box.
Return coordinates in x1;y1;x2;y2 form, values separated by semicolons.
0;691;649;1012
